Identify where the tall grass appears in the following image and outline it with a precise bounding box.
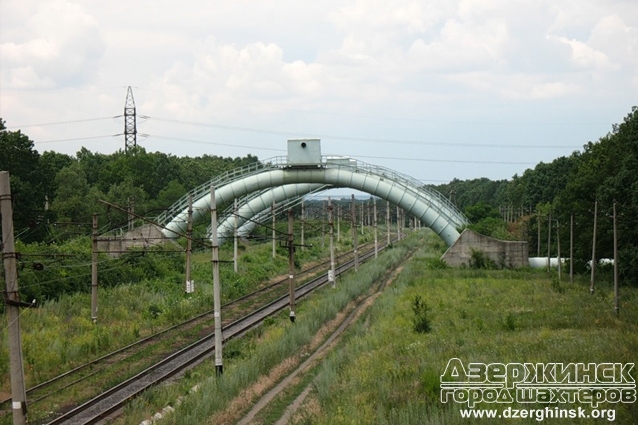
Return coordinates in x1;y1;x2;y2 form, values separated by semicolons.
304;247;638;424
123;232;424;425
0;228;372;394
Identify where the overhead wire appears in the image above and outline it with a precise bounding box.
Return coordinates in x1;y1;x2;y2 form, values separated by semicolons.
148;116;581;150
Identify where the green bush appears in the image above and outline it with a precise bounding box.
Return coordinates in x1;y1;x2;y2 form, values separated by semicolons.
411;295;432;333
469;248;497;269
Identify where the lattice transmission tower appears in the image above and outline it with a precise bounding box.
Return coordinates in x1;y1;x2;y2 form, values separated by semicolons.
124;86;137;152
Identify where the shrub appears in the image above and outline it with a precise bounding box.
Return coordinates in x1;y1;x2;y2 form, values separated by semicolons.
469;248;497;269
411;295;432;333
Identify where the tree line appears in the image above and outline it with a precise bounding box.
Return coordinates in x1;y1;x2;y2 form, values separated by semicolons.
0;118;259;242
430;106;638;284
2;106;638;285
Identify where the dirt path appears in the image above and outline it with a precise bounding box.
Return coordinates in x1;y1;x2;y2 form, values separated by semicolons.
234;261;408;425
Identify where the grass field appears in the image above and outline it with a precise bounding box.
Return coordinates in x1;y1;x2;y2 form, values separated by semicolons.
3;229;636;424
301;240;638;424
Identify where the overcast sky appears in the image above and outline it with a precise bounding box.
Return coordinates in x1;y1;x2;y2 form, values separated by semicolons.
1;0;636;185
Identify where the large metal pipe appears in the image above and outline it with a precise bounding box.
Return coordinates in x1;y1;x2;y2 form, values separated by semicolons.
163;167;465;246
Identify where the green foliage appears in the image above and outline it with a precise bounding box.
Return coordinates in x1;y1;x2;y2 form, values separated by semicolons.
304;245;638;425
0;120;50;241
502;312;517;331
422;257;449;270
411;295;432;333
467;217;510;240
469;248;497;269
550;274;565;294
464;202;501;223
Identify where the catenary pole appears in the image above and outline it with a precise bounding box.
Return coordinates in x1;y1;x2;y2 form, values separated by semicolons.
547;213;551;272
288;209;296;322
351;194;358;271
386;200;390;245
272;200;276;259
613;202;619;316
211;186;223;375
570;214;574;284
233;198;238;273
185;195;193;293
328;197;336;288
1;171;28;425
373;197;378;258
91;213;98;322
590;200;597;294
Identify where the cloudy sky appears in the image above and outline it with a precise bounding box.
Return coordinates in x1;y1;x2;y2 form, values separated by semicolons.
1;0;637;185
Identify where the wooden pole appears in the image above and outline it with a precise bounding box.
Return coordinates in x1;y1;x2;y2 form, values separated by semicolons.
0;171;28;425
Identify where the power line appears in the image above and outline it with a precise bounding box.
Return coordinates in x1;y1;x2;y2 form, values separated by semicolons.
148;116;581;150
351;154;536;165
36;135;119;144
4;117;117;129
147;135;285;152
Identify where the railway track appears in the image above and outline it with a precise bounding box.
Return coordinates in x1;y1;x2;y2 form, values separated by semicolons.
42;245;385;425
0;239;388;424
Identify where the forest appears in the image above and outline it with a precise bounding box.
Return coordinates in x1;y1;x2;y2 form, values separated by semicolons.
1;105;638;302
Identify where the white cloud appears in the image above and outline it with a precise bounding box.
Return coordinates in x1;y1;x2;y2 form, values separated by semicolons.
0;0;105;88
1;0;637;181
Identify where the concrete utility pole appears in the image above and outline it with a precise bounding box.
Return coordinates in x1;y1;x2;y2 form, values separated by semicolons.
185;195;193;293
288;209;296;322
272;200;276;259
128;196;134;231
1;171;28;425
547;213;551;272
301;200;305;251
556;220;561;281
337;204;341;242
351;195;359;271
373;197;378;258
613;202;619;316
211;186;223;375
328;198;336;288
396;206;401;241
590;200;597;295
537;210;541;257
570;214;574;284
321;200;325;248
233;198;238;273
386;200;391;245
91;213;99;322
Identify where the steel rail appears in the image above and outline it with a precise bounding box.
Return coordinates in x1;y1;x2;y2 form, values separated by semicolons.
1;241;377;412
43;243;388;425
